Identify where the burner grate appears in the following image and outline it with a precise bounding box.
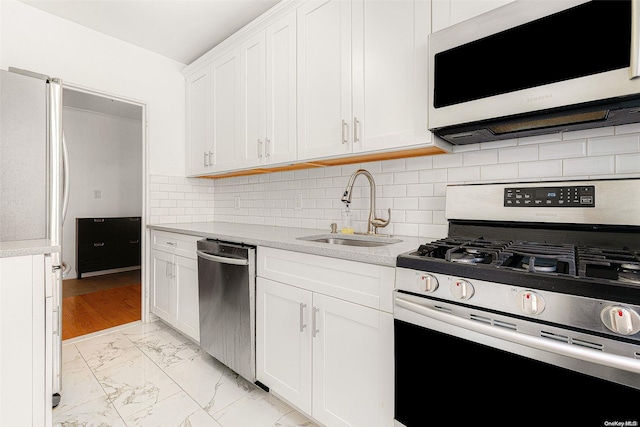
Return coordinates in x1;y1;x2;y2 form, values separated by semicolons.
498;242;577;276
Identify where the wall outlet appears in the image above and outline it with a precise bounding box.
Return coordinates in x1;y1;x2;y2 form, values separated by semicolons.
294;193;303;210
234;195;241;210
94;190;102;199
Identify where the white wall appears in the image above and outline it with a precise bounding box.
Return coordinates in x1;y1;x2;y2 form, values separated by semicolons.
0;0;186;177
62;107;143;279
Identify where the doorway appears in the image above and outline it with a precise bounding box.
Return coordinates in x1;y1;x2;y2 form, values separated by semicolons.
61;87;145;340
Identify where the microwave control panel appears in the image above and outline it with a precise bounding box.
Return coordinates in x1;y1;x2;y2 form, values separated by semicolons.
504;185;595;207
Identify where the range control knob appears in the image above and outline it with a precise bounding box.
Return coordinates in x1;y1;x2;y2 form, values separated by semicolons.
450;279;474;300
518;291;545;315
417;273;438;293
601;305;640;336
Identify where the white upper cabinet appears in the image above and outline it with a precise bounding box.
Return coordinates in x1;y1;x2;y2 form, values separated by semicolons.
182;0;450;177
265;12;297;165
185;65;212;176
212;48;241;172
297;0;431;161
238;12;298;170
353;0;431;153
297;0;353;160
237;31;267;169
432;0;514;32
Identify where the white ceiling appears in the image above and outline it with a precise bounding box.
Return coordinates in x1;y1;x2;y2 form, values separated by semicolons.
19;0;281;65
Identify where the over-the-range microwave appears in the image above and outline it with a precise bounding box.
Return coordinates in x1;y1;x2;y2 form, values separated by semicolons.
429;0;640;145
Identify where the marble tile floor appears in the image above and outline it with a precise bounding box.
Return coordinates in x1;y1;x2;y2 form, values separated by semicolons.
53;320;319;427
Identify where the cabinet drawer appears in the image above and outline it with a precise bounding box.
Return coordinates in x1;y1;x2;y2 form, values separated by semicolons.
257;247;395;312
76;218;118;243
118;217;142;240
151;230;200;259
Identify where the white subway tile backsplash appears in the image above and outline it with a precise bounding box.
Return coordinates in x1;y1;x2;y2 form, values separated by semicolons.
499;145;538;164
519;160;562;178
588;135;640;156
539;141;586;160
463;149;498;166
148;127;640;238
616;153;640;174
563;156;615;176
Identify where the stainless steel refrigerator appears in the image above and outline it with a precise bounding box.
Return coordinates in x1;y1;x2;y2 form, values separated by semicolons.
0;68;68;407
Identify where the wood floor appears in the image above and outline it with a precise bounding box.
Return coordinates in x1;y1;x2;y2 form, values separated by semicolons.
62;270;141;340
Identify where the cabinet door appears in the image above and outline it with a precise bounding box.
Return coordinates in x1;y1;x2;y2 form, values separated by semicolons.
256;277;313;414
432;0;513;32
266;12;297;165
174;255;200;343
352;0;431;153
212;49;241;172
312;294;394;427
150;249;174;324
297;0;352;161
185;65;212;176
238;31;267;169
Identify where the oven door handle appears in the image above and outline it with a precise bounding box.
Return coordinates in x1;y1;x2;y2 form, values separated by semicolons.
395;295;640;375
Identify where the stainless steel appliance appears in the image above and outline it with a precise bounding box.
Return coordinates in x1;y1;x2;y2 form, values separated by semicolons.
429;0;640;145
197;239;256;382
394;178;640;426
0;68;69;408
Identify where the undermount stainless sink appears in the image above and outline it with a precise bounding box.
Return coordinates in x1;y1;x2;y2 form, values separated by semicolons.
297;234;402;247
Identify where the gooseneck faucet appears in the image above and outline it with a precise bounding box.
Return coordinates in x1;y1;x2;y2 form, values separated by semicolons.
341;169;390;234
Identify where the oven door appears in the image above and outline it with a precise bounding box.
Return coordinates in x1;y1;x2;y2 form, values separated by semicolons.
394;292;640;427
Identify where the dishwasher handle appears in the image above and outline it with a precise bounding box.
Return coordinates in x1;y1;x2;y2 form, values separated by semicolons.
197;250;249;266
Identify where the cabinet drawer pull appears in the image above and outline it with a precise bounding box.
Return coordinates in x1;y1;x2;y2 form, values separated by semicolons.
258;139;263;158
129;217;140;221
204;151;209;167
353;117;360;143
166;242;177;246
341;120;348;144
129;240;139;244
300;303;307;332
93;242;104;247
265;138;271;157
93;218;105;222
312;306;320;337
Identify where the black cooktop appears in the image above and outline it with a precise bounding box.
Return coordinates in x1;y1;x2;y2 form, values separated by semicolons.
397;236;640;304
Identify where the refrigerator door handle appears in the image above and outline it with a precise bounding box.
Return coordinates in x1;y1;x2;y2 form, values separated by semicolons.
62;133;69;222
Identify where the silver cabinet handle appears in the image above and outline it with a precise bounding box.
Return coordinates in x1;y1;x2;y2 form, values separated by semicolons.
312;306;320;337
341;120;348;144
197;250;249;266
265;138;271;157
204;151;208;167
93;218;105;222
353;117;360;143
300;303;307;332
258;139;263;158
166;241;177;246
632;0;640;78
165;261;171;277
93;242;104;247
130;240;139;244
209;151;213;166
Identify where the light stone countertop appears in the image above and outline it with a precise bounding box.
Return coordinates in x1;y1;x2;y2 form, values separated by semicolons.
0;239;60;258
148;221;437;267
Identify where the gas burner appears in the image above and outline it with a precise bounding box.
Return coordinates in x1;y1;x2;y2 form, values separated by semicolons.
619;269;640;285
450;252;488;264
522;256;558;273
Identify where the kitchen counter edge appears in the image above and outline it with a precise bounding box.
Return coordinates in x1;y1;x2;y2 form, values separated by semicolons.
0;239;60;258
147;222;429;267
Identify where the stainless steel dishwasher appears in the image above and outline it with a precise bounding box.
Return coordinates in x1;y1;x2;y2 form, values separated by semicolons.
197;239;256;383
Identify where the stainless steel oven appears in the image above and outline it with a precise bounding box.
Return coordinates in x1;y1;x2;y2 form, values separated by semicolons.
394;178;640;426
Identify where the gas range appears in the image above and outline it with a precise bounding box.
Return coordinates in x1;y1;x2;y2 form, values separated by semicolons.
394;178;640;373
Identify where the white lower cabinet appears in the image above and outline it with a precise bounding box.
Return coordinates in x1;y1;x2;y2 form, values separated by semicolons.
256;247;394;427
0;253;52;427
150;231;200;342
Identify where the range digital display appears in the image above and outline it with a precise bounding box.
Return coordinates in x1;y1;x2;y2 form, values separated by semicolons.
505;186;595;207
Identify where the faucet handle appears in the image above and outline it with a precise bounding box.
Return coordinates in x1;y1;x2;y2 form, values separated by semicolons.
330;223;338;233
371;208;391;231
